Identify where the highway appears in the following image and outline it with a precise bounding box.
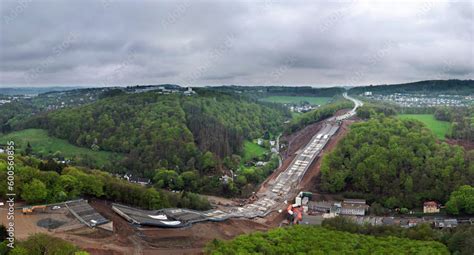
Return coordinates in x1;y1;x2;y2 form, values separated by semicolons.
113;94;363;226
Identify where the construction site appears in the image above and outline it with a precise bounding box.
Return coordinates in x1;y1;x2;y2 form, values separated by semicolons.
1;95;362;254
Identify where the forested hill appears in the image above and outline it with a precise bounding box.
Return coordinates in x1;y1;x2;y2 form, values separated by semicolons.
349;79;474;95
321;117;473;209
210;86;345;99
25;90;289;176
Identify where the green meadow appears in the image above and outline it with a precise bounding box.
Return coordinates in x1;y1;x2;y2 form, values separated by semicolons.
398;114;451;139
0;129;123;167
242;140;267;162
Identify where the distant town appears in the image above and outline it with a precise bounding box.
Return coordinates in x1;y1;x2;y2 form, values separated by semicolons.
361;91;473;107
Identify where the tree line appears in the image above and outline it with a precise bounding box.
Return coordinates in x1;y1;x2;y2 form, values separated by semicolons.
322;216;474;255
0;154;211;211
434;106;474;141
286;99;354;133
205;225;449;254
0;232;89;255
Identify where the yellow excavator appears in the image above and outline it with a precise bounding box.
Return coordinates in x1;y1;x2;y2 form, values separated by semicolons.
22;205;46;214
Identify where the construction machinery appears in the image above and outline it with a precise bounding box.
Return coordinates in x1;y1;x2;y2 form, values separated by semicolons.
287;191;312;224
22;205;46;214
293;191;312;207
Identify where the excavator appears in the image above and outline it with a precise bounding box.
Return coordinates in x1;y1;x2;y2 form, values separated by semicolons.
22;205;46;214
287;191;312;224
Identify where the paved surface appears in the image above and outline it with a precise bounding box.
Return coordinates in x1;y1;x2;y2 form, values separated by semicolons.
66;199;109;227
113;94;363;227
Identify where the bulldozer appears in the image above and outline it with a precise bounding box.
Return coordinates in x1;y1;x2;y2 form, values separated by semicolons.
22;205;46;214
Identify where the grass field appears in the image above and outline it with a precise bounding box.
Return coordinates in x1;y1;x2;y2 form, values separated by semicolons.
261;96;332;105
242;140;267;162
0;129;123;167
398;114;451;139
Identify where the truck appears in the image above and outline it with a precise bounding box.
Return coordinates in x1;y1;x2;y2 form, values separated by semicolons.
293;191;313;207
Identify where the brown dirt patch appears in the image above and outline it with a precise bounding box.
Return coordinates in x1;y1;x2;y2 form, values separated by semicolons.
445;139;474;151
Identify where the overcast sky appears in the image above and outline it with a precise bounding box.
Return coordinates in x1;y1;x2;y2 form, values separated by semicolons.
0;0;472;87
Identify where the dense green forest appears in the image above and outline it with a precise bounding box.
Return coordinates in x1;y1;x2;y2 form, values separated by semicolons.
349;79;474;95
0;154;211;211
0;101;37;133
356;102;397;119
19;90;288;177
434;107;474;141
205;225;449;254
287;99;354;132
445;185;474;215
0;88;111;133
322;217;474;255
320;117;474;209
0;232;89;255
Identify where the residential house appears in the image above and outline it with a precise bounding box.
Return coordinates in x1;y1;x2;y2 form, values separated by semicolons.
220;174;232;184
123;174;151;186
423;201;440;213
183;87;196;96
340;199;369;216
308;199;369;216
400;218;420;228
434;218;458;228
308;201;333;213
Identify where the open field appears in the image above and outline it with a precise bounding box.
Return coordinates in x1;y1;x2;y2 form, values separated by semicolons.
260;96;332;105
242;140;266;162
0;129;123;167
397;114;451;139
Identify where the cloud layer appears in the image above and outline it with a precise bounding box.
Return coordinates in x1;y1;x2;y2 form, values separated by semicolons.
1;0;472;87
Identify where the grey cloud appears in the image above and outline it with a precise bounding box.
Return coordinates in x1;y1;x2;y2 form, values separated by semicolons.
0;0;472;87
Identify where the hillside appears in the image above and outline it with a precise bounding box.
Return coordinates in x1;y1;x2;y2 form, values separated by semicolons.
0;129;123;169
205;225;449;254
21;90;289;177
320;117;474;209
349;79;474;95
209;86;345;99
